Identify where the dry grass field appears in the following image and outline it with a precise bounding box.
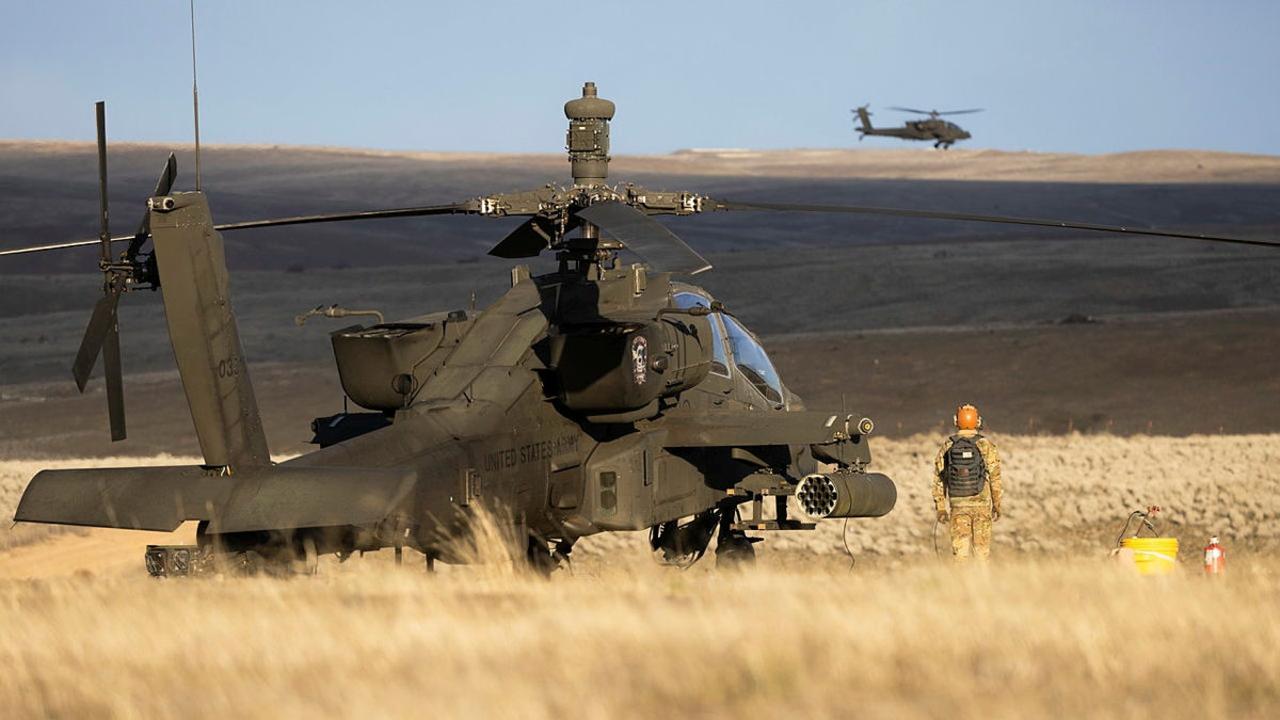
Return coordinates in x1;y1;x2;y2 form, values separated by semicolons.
1;551;1278;718
1;435;1278;718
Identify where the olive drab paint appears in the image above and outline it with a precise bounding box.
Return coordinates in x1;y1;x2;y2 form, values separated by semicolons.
149;193;270;469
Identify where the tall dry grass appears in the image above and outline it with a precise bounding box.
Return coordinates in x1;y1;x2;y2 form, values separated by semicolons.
2;435;1278;719
1;558;1277;719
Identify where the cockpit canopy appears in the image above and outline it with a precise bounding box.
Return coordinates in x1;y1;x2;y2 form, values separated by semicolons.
672;289;785;405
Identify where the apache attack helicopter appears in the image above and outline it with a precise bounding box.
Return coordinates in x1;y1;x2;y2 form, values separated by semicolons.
853;105;982;148
4;84;1275;576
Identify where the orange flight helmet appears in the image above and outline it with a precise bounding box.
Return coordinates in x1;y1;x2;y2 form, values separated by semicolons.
954;404;982;431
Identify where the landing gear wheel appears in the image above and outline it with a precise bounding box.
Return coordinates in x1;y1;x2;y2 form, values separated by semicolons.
649;511;718;568
715;531;757;569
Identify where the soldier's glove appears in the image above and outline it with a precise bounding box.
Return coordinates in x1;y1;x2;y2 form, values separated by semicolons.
936;510;949;523
992;508;1001;522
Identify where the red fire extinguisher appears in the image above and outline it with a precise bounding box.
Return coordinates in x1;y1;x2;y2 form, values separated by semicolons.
1203;536;1226;576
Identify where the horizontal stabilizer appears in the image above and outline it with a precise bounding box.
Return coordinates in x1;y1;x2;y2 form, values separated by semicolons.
15;465;417;534
15;466;235;532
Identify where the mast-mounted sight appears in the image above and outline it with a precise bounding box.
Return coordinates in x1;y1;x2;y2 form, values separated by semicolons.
565;82;615;186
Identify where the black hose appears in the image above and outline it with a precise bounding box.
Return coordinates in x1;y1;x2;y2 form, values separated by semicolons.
841;518;856;570
1115;510;1161;547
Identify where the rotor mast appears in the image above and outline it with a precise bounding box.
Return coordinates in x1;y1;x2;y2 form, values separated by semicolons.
563;82;619;275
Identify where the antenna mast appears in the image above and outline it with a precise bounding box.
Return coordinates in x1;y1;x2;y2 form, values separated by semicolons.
189;0;202;191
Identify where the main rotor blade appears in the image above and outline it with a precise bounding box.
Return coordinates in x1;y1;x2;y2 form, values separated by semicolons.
709;199;1280;250
0;238;115;256
72;289;121;393
937;108;983;115
213;203;474;232
489;217;556;259
135;153;179;239
0;201;475;256
103;316;126;442
888;106;931;115
575;201;713;275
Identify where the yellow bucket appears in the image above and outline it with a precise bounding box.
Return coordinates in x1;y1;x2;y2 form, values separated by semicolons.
1121;537;1180;575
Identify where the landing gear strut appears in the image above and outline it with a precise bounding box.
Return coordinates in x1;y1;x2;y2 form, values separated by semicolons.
715;510;760;569
526;536;573;577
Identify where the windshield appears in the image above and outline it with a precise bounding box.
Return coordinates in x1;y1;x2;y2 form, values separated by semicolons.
721;315;784;404
672;291;730;377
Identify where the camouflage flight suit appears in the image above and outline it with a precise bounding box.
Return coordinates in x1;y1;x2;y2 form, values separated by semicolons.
932;429;1002;561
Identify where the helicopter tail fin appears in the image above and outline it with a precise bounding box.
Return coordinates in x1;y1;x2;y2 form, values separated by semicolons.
148;192;271;470
853;105;873;133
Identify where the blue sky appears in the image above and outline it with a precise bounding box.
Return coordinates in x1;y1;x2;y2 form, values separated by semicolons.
2;1;1277;155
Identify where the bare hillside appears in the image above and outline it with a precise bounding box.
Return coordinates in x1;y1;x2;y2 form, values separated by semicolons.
2;142;1276;447
2;142;1278;274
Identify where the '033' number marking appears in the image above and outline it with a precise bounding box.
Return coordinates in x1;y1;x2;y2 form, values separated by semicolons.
217;356;241;379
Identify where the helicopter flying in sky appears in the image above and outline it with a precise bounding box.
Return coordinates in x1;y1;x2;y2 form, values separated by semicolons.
3;83;1273;577
853;105;983;148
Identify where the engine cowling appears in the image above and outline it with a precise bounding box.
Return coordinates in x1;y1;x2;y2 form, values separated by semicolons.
328;311;474;411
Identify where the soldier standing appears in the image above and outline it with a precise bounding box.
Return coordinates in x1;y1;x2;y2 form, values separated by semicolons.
932;404;1002;561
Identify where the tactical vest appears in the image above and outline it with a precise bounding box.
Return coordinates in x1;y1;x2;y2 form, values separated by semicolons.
943;434;987;498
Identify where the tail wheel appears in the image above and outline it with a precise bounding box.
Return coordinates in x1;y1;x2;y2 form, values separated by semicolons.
297;535;319;576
